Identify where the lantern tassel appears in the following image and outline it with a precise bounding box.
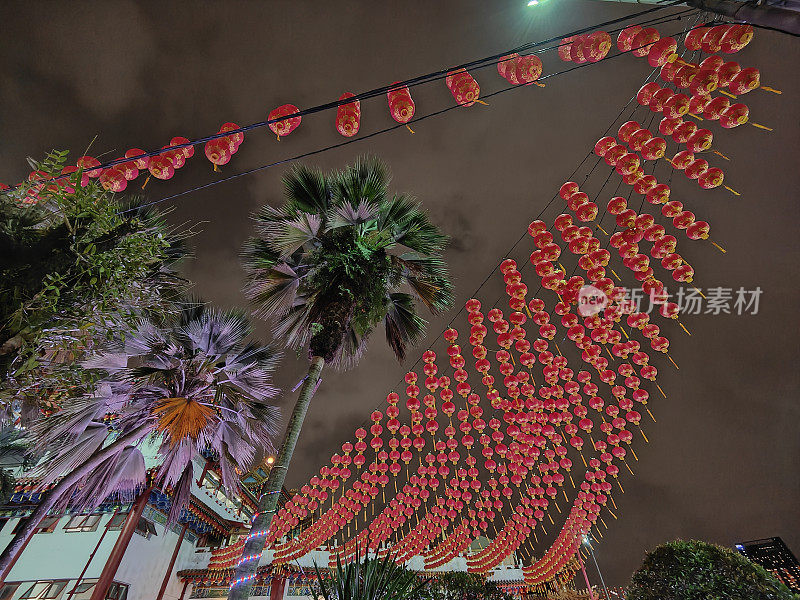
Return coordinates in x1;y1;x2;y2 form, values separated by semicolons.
406;125;415;134
563;489;569;502
475;100;489;106
760;85;782;94
548;513;554;525
580;452;587;467
608;509;618;520
534;81;546;88
724;185;741;196
625;461;634;475
750;122;773;132
656;384;667;400
611;269;621;282
668;355;679;369
619;325;629;340
141;175;151;190
640;428;649;443
601;517;608;529
713;150;730;161
596;224;609;235
610;495;618;510
213;164;220;172
569;473;575;487
555;343;563;356
678;321;692;337
647;407;657;422
692;286;707;299
617;479;624;493
688;113;703;121
711;240;727;253
718;89;737;99
630;446;639;461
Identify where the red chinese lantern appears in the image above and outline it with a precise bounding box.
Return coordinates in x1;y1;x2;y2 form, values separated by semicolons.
698;167;724;189
584;32;612;62
125;148;150;170
498;53;521;83
617;26;642;52
446;69;481;106
729;67;760;95
387;82;415;125
721;24;754;53
76;156;103;178
686;128;713;153
684;26;709;51
204;139;231;170
720;103;749;128
647;37;677;67
514;55;543;83
148;155;175;180
631;27;660;57
99;168;127;192
268;104;302;139
336;93;361;137
218;123;244;152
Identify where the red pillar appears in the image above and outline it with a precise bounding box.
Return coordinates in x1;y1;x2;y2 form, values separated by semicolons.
269;575;286;600
90;486;153;600
155;524;187;600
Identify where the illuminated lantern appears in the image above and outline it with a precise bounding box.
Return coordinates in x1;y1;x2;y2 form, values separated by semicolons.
660;60;678;84
729;67;760;95
576;202;598;222
687;221;710;240
387;82;415;124
219;123;244;150
686;128;713;152
170;136;194;159
704;96;731;120
698;167;724;189
617;25;642;51
515;55;543;83
647;37;677;67
684;26;709;51
684;159;709;180
631;27;660;57
674;64;699;89
659;116;682;136
268;104;302;138
148;155;175;180
671;150;695;170
125;148;150;170
672;121;697;144
594;136;617;157
700;55;725;72
636;82;661;106
663;93;690;118
76;156;103;178
642;137;666;160
717;61;742;86
720;103;749;128
204;139;231;169
688;93;710;116
446;69;481;106
336;93;361;137
584;32;612;62
649;87;673;112
99;169;127;192
498;53;521;83
618;120;641;143
689;69;719;95
701;26;727;53
615;153;640;176
721;24;754;53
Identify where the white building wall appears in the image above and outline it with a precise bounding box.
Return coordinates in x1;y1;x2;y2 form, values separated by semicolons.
0;513;121;582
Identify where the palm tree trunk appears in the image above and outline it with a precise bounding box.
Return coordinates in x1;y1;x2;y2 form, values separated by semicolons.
0;424;149;583
228;355;325;600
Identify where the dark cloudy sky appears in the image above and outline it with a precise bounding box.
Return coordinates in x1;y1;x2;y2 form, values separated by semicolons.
1;0;798;586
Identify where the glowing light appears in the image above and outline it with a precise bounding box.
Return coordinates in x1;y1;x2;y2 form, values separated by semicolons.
266;456;275;465
528;0;540;5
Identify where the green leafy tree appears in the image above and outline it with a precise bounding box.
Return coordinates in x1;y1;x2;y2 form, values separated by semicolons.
230;156;453;600
423;571;515;600
313;551;430;600
0;150;186;423
627;540;799;600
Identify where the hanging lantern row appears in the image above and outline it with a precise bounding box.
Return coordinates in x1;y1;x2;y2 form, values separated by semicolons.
558;31;612;63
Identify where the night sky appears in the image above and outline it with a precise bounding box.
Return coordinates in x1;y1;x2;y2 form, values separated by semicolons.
1;0;798;586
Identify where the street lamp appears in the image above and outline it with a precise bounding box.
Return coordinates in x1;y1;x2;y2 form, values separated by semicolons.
583;536;611;600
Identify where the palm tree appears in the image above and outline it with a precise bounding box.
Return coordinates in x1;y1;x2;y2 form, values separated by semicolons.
229;156;453;600
314;549;430;600
0;304;281;580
